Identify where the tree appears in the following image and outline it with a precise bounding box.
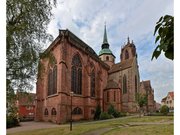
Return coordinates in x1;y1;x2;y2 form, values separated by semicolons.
136;93;148;117
6;0;56;120
160;105;169;115
152;15;174;60
94;104;101;120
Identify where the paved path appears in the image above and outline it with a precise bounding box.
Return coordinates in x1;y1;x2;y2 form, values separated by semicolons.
7;121;67;134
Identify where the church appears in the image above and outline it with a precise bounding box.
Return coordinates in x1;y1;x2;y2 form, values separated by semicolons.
35;26;155;124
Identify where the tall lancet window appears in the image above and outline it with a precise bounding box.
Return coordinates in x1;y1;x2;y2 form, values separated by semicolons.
135;75;137;93
53;65;57;94
91;69;95;97
123;75;127;94
48;69;53;95
125;50;129;59
71;54;82;94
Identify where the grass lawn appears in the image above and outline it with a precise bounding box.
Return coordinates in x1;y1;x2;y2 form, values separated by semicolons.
103;124;174;135
7;116;173;135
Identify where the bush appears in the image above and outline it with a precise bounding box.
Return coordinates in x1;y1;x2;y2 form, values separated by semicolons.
160;105;169;115
107;104;122;118
7;115;20;128
94;104;101;120
100;112;113;120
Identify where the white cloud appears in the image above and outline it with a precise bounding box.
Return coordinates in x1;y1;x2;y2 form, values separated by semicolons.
46;0;174;103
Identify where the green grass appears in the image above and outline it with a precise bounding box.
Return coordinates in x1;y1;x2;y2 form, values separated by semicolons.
7;116;174;135
103;124;174;135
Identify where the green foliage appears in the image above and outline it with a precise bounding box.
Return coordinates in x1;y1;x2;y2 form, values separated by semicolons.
160;105;169;115
100;112;113;120
6;0;56;116
7;115;20;128
136;93;148;108
94;104;101;120
152;15;174;60
107;104;121;118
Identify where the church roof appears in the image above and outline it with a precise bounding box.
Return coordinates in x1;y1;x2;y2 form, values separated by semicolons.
44;29;110;70
108;58;133;73
140;80;153;93
104;80;120;90
99;48;115;58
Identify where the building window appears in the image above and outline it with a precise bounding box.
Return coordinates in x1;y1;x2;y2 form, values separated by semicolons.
125;50;129;59
44;108;48;115
48;69;53;95
106;56;109;61
123;75;127;94
72;107;82;115
114;91;116;102
51;108;57;115
91;69;95;97
53;65;57;94
135;75;137;93
71;54;82;95
48;65;57;96
107;91;110;102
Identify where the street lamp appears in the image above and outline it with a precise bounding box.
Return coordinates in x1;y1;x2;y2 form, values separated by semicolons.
70;91;74;131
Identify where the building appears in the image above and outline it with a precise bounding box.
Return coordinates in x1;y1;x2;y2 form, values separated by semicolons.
35;26;155;124
16;92;36;120
139;80;156;112
161;91;174;111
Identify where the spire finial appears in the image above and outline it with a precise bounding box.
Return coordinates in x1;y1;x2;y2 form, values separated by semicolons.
127;36;130;44
103;22;108;44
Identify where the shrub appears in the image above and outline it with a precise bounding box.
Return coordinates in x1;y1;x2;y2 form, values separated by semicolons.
94;104;101;120
107;104;122;118
160;105;169;115
7;115;20;128
100;112;113;120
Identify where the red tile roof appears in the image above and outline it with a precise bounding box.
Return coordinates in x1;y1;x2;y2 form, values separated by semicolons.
168;91;174;100
108;58;133;73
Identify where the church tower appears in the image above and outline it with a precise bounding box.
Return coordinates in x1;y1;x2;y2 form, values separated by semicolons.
99;25;115;68
120;37;137;61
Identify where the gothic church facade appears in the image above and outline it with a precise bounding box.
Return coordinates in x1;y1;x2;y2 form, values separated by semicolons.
35;26;155;124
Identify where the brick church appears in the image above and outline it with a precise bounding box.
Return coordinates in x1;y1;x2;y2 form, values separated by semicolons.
35;26;155;124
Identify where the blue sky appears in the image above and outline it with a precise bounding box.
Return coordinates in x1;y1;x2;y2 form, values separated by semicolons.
47;0;174;103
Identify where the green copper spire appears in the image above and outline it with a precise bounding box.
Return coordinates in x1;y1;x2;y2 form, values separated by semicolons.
103;23;108;44
101;23;109;49
99;24;115;58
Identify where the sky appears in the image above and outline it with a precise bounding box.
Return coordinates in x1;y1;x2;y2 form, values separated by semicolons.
46;0;174;103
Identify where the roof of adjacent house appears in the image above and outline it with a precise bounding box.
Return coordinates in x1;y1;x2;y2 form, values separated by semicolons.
17;92;36;106
104;80;120;90
168;91;174;100
161;97;167;102
108;58;134;74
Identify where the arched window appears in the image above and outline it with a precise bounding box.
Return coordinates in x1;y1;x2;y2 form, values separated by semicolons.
125;50;129;59
91;69;95;97
107;91;110;102
71;54;82;94
53;65;57;94
72;107;82;115
114;91;116;101
44;108;48;115
106;56;109;61
123;75;127;94
48;69;53;95
48;65;57;96
51;108;56;115
135;75;137;93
